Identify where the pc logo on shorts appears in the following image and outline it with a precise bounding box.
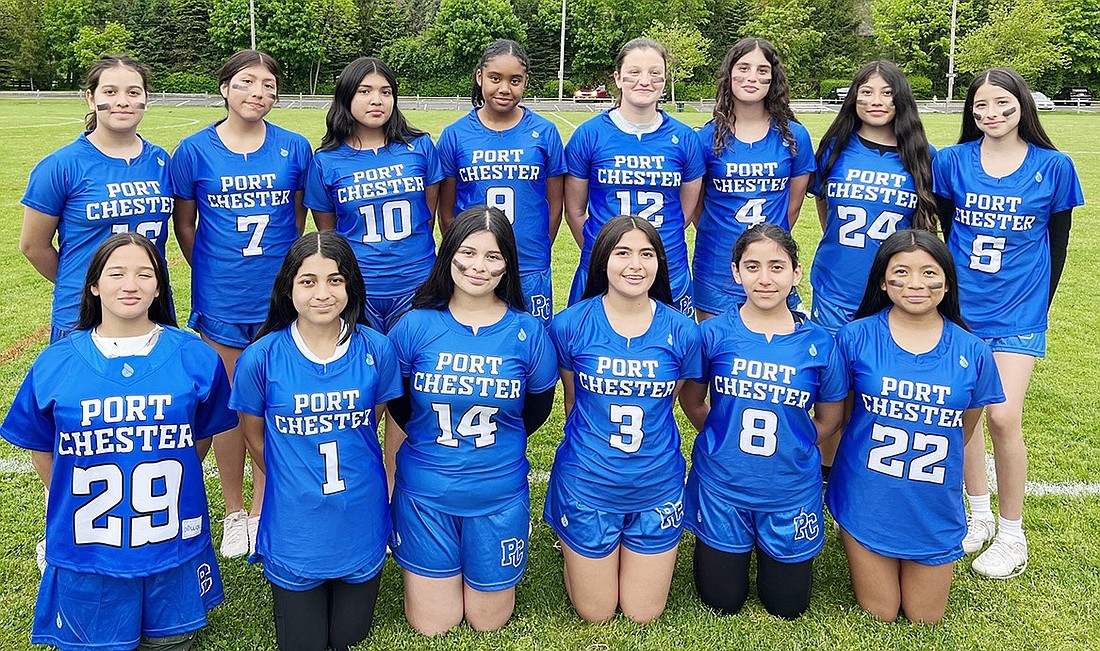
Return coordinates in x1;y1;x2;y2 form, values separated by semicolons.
655;500;684;530
793;511;820;542
530;295;552;321
197;563;215;596
500;538;525;568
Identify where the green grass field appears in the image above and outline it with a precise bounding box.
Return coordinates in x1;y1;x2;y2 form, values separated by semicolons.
1;101;1099;650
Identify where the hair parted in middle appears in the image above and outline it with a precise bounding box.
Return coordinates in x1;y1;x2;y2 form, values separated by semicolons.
712;37;798;156
959;67;1057;150
732;222;800;269
76;232;176;331
582;215;674;305
471;39;530;107
319;57;426;152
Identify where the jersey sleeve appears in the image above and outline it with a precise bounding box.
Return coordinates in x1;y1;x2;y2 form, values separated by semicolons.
791;124;816;177
834;323;858;384
931;147;955;199
565;122;594;179
195;354;237;439
370;333;404;404
548;314;575;371
525;321;560;393
21;153;69;216
291;134;313;191
168;138;198;201
544;123;567;178
0;364;56;452
817;335;849;403
436;125;459;178
303;155;335;212
419;136;445;186
969;341;1006;409
387;315;416;377
1050;153;1085;214
677;318;704;380
229;343;268;417
681;125;706;182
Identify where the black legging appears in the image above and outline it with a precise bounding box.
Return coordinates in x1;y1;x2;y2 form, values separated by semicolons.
692;539;814;619
270;573;381;651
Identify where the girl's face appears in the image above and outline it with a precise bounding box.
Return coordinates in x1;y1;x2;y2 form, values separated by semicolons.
222;64;277;122
729;48;772;105
91;244;159;325
733;239;801;312
477;54;527;116
972;82;1021;139
86;66;147;133
855;73;895;128
450;229;507;299
350;71;394;132
614;48;666;111
605;228;658;300
882;248;946;318
291;253;348;329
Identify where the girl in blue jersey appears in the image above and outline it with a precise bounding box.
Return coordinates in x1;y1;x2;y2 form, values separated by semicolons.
171;49;313;559
810;60;938;335
2;233;236;651
827;230;1004;623
933;68;1083;579
437;39;567;325
680;224;846;619
693;38;815;320
546;215;703;623
564;38;706;317
231;231;400;650
305;56;442;334
20;55;174;343
386;206;557;635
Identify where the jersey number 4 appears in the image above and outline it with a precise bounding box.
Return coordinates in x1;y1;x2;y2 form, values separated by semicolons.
72;460;183;548
432;403;500;448
837;207;904;248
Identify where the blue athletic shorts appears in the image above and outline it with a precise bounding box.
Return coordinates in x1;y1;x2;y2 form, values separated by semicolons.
389;488;529;591
683;471;825;563
33;545;223;651
985;331;1046;358
543;476;684;558
569;264;695;318
364;291;415;335
520;269;554;326
188;312;263;349
809;291;853;336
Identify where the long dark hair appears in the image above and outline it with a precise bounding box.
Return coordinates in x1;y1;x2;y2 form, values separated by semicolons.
83;55;151;131
411;206;525;312
815;60;937;232
255;231;370;344
613;38;667;108
853;229;967;330
712;38;798;156
732;223;800;268
76;232;175;330
959;67;1057;149
319;57;426;152
582;215;674;305
217;49;281;109
472;39;529;107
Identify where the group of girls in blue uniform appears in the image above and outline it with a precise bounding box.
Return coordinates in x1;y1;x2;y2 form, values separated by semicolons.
2;27;1083;650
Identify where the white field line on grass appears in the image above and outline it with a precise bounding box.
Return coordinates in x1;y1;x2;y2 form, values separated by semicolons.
3;455;1099;497
0;117;83;129
550;112;578;130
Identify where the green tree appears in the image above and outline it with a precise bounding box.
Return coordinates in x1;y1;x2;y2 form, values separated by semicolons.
0;0;52;87
871;0;985;94
41;0;93;85
1051;0;1100;89
742;0;824;96
955;0;1065;84
359;0;405;54
73;21;133;70
644;20;711;103
434;0;525;74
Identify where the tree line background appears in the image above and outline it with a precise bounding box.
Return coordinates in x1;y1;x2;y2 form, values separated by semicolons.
0;0;1096;100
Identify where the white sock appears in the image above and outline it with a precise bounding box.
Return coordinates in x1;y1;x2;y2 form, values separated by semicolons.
967;493;993;518
998;516;1025;543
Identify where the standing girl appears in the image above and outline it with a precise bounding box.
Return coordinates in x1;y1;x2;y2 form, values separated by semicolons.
386;207;558;635
933;68;1083;579
564;38;705;317
2;233;235;650
693;38;815;320
827;230;1004;623
545;215;702;623
437;39;567;324
680;225;846;619
231;232;401;650
20;55;173;342
171;49;312;558
810;60;938;335
305;56;442;334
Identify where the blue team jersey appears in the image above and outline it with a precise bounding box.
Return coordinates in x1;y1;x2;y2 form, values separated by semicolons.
388;307;558;516
811;138;933;328
548;297;703;511
688;311;846;511
565;111;705;293
693;121;815;304
933;140;1084;338
303;135;443;298
0;328;236;577
437;108;567;274
230;324;402;583
170;122;312;324
826;310;1004;559
22;134;173;331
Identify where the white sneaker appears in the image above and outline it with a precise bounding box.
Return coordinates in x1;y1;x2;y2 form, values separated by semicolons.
247;515;260;557
220;510;249;558
962;514;996;554
972;535;1028;579
35;538;47;574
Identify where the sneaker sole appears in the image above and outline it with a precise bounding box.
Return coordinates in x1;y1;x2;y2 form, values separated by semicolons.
972;559;1027;580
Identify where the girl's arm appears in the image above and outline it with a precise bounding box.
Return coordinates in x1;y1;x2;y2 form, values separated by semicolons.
935;195;955;240
679;178;703;229
293;190;308;235
786;173;811;229
962;407;984;445
30;450;52;487
1049;209;1072;306
19;208;60;282
812;399;847;444
239;413;266;475
313;210;336;231
437;177;458;232
678;380;709;431
424;182;440;233
547;174;565;241
815;196;828;232
522;387;556;435
564;176;588;247
172;198;198;263
560;368;576;417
